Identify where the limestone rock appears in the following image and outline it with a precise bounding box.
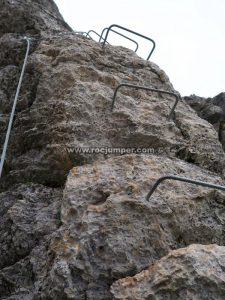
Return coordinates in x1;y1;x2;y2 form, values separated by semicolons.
1;0;224;190
184;93;225;126
1;32;225;189
0;183;62;298
0;32;179;188
111;244;225;300
184;93;225;150
0;0;71;37
1;0;225;299
32;154;225;299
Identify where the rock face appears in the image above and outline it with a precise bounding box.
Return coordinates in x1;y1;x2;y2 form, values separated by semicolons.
1;0;225;299
34;155;225;299
0;184;62;299
184;93;225;125
1;30;225;189
0;0;71;37
111;244;225;300
184;93;225;150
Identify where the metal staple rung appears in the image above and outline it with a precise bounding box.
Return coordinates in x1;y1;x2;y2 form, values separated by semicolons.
100;24;156;60
99;27;139;52
146;175;225;201
74;31;89;36
111;83;181;119
86;30;110;45
0;37;31;178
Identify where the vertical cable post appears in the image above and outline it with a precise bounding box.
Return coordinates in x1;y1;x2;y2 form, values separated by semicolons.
0;37;31;178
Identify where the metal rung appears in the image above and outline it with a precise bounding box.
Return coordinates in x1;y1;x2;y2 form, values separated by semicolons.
146;175;225;201
0;37;31;178
74;31;89;36
112;83;180;119
86;30;102;40
100;24;155;60
99;27;139;52
86;30;110;45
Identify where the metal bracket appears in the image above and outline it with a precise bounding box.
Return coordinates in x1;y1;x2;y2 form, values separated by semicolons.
74;31;89;36
86;30;103;40
146;175;225;201
99;27;138;52
112;83;180;119
86;30;111;45
0;37;31;178
101;24;155;60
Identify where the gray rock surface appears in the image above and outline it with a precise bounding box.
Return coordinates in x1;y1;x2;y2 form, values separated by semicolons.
0;0;71;37
33;154;225;299
0;183;62;299
1;28;225;189
111;244;225;300
184;93;225;125
184;93;225;149
1;0;225;299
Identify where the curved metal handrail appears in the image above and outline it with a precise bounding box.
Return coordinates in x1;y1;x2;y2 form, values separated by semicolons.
111;83;180;119
99;27;138;52
0;37;31;178
101;24;155;60
146;175;225;201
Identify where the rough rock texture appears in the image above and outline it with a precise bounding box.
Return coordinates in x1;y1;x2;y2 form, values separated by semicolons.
0;0;71;37
32;154;225;299
1;0;225;299
0;183;62;299
184;93;225;125
111;244;225;300
184;93;225;150
1;30;225;189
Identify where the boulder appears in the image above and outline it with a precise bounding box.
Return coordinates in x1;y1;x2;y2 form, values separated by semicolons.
32;154;225;299
111;244;225;300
